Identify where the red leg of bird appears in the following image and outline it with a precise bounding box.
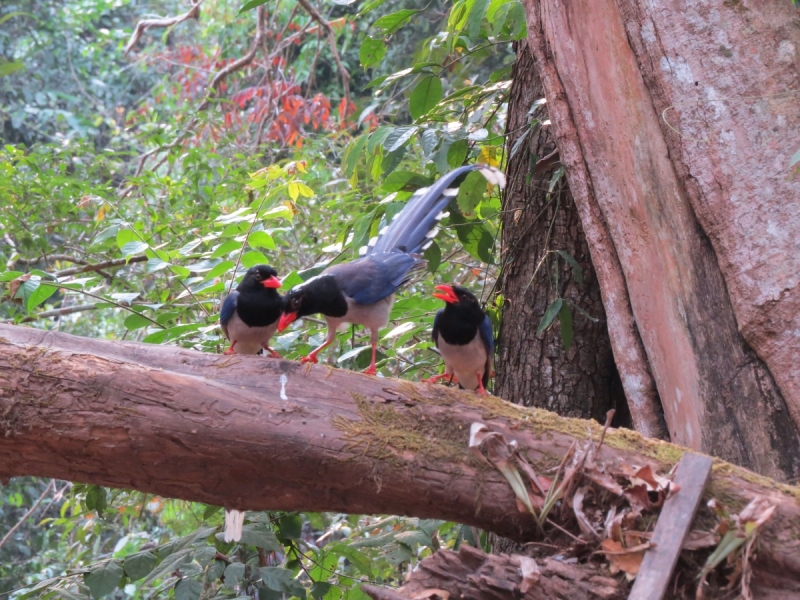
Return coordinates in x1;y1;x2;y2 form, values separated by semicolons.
362;340;378;376
301;339;333;364
476;373;488;395
262;345;282;359
223;341;237;355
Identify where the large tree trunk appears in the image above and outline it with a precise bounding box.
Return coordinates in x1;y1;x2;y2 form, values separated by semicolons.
518;0;800;480
1;324;800;586
498;41;664;437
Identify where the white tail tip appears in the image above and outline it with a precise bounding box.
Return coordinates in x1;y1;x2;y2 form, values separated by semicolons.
224;509;245;542
477;166;506;190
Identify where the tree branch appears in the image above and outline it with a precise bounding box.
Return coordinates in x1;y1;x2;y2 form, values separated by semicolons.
0;480;54;551
295;0;351;103
53;255;148;278
124;0;204;56
0;323;798;584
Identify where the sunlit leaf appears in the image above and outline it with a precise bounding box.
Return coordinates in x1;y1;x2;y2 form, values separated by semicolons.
360;37;386;68
373;9;419;34
241;250;269;268
410;76;443;120
248;231;276;250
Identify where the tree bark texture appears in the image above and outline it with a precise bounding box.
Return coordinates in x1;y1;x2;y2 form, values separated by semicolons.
1;324;800;582
363;545;625;600
498;41;665;437
520;0;800;481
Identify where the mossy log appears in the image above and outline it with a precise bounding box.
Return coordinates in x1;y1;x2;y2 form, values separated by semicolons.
0;323;799;584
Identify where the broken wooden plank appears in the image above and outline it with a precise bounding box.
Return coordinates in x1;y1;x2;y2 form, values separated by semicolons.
628;451;713;600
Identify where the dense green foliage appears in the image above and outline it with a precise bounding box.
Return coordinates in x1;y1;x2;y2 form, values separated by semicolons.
0;0;525;597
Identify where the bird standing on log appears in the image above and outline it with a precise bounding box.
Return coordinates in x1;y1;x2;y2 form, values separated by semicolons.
426;284;494;394
220;264;284;357
277;164;505;375
218;264;284;542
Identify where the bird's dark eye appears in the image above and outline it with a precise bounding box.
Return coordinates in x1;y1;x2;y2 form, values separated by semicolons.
290;297;301;310
254;273;262;280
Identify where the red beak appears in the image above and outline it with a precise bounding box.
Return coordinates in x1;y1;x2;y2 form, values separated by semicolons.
262;275;282;289
433;284;459;304
277;311;297;332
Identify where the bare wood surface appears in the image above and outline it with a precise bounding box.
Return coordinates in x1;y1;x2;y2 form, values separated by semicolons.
363;545;625;600
628;452;712;600
0;324;799;581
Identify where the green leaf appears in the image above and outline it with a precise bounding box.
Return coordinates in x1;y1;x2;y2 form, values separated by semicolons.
360;37;387;68
0;61;24;77
141;549;191;586
53;589;90;600
238;0;269;14
124;313;151;331
278;513;303;539
467;0;490;39
224;563;245;588
558;301;573;352
791;147;800;167
203;505;223;519
384;126;418;153
123;551;157;581
337;346;371;363
409;76;443;120
456;171;486;217
423;240;441;273
248;230;276;250
373;9;418;34
357;0;389;16
85;485;107;514
211;240;242;258
450;211;495;264
0;270;24;282
14;277;39;307
447;139;468;168
537;298;563;335
26;282;57;312
145;258;169;273
311;582;332;599
84;560;123;598
121;241;148;257
115;229;138;249
241;250;269;268
342;135;368;177
204;260;235;281
238;525;282;551
174;579;202;600
260;567;294;592
556;250;583;287
380;170;432;193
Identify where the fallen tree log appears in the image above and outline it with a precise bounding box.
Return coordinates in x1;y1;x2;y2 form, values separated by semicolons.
0;323;799;584
363;545;624;600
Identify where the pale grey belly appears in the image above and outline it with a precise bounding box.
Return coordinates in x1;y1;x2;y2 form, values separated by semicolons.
437;332;489;391
327;294;394;332
225;312;278;354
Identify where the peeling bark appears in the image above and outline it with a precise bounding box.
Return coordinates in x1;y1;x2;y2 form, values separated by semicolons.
521;0;800;480
498;41;663;436
1;324;799;582
363;545;625;600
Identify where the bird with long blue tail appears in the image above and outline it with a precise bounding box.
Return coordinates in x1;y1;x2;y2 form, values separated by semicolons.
277;164;505;375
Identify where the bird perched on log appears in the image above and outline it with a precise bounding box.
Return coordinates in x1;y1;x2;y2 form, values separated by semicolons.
220;264;283;358
277;164;505;375
425;284;494;394
219;264;283;542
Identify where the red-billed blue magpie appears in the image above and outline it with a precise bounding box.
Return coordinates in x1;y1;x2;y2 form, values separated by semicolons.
426;284;494;394
220;265;283;358
277;164;505;375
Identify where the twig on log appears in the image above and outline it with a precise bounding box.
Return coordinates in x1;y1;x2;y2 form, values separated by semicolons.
124;0;204;56
3;303;100;324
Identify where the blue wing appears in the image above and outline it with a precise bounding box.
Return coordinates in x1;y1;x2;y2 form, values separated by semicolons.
326;253;420;305
431;309;443;346
220;291;239;326
478;314;494;358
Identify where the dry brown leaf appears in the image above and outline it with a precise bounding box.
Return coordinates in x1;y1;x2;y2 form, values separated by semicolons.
599;538;647;579
682;530;719;551
572;485;601;540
